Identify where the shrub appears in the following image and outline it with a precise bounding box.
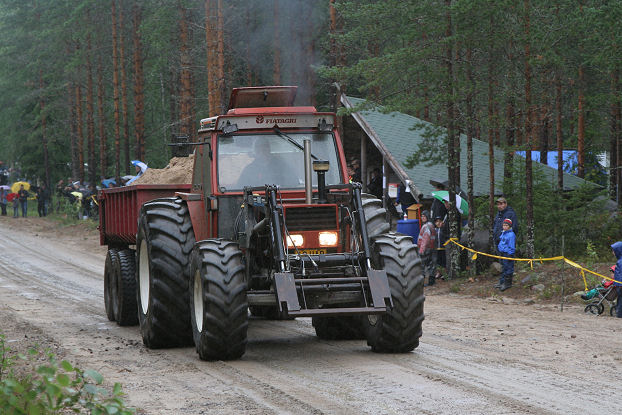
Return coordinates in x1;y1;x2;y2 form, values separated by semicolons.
0;335;134;415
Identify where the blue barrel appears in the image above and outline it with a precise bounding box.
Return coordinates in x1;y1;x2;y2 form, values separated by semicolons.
397;219;420;242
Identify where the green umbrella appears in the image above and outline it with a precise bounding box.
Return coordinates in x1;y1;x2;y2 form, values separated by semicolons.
431;190;469;215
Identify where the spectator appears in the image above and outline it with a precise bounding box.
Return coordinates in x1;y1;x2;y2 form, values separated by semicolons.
492;197;518;247
37;184;50;217
350;159;361;183
18;184;29;217
496;218;516;291
11;193;19;218
417;210;437;286
0;187;7;216
366;167;383;199
430;183;448;222
434;215;446;278
612;241;622;318
395;182;416;218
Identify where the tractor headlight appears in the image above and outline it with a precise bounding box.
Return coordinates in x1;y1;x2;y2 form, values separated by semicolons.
287;234;304;248
318;231;338;246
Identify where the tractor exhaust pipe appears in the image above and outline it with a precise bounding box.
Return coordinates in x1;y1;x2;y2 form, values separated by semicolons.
304;139;312;204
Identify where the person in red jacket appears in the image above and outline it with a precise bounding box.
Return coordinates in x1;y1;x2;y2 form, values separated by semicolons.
417;210;437;286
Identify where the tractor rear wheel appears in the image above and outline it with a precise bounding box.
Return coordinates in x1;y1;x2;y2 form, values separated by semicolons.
361;193;390;239
190;239;248;361
104;249;119;322
366;234;425;353
115;249;138;326
136;198;195;348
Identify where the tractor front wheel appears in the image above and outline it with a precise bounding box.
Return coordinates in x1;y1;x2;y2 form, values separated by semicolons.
190;239;248;361
366;234;425;353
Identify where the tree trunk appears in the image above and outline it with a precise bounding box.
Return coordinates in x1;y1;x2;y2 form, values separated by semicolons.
133;3;145;161
97;55;107;181
68;79;79;181
245;5;253;86
524;0;534;258
86;31;96;185
112;0;121;182
577;65;586;178
39;71;50;187
445;0;459;278
466;47;475;275
216;0;225;114
539;105;549;165
487;36;495;253
119;3;130;174
556;74;563;191
503;99;515;195
179;2;193;140
75;81;84;183
206;0;224;116
273;0;281;85
609;70;620;204
206;0;215;116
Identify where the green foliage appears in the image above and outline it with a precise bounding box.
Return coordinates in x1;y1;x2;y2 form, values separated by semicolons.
0;335;134;415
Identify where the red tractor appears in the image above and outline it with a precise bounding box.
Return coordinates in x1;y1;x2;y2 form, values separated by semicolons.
101;86;424;360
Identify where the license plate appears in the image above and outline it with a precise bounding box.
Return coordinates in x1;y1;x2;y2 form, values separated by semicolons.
298;249;327;255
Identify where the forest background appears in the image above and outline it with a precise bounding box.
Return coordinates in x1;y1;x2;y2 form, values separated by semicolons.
0;0;620;261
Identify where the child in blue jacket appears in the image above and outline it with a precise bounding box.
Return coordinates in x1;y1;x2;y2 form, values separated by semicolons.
496;218;516;291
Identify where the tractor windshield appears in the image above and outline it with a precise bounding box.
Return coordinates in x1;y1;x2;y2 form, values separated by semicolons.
217;132;342;191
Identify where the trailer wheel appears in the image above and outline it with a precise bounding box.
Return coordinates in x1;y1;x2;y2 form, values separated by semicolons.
104;249;120;322
366;234;425;353
115;249;138;326
361;193;390;239
190;239;248;361
312;314;366;340
136;198;195;348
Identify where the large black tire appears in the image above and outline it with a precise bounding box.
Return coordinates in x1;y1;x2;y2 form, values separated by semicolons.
361;193;390;239
116;249;138;326
136;198;195;348
104;249;120;322
190;239;248;361
366;234;425;353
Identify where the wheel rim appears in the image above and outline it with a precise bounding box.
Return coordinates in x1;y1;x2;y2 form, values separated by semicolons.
139;239;150;315
193;269;203;332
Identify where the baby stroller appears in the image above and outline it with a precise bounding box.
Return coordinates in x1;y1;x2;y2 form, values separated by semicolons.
583;266;618;316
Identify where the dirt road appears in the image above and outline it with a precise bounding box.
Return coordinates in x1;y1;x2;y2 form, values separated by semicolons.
1;217;620;414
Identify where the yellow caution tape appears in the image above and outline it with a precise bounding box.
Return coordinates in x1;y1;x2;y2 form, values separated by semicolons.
443;238;621;288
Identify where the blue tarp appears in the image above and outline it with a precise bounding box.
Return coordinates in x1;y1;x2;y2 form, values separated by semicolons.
514;150;579;174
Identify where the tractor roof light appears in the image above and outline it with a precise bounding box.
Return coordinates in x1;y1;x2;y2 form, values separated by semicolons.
313;160;329;172
318;118;333;132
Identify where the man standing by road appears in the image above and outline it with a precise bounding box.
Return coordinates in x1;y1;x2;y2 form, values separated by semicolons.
18;184;29;217
492;197;518;248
